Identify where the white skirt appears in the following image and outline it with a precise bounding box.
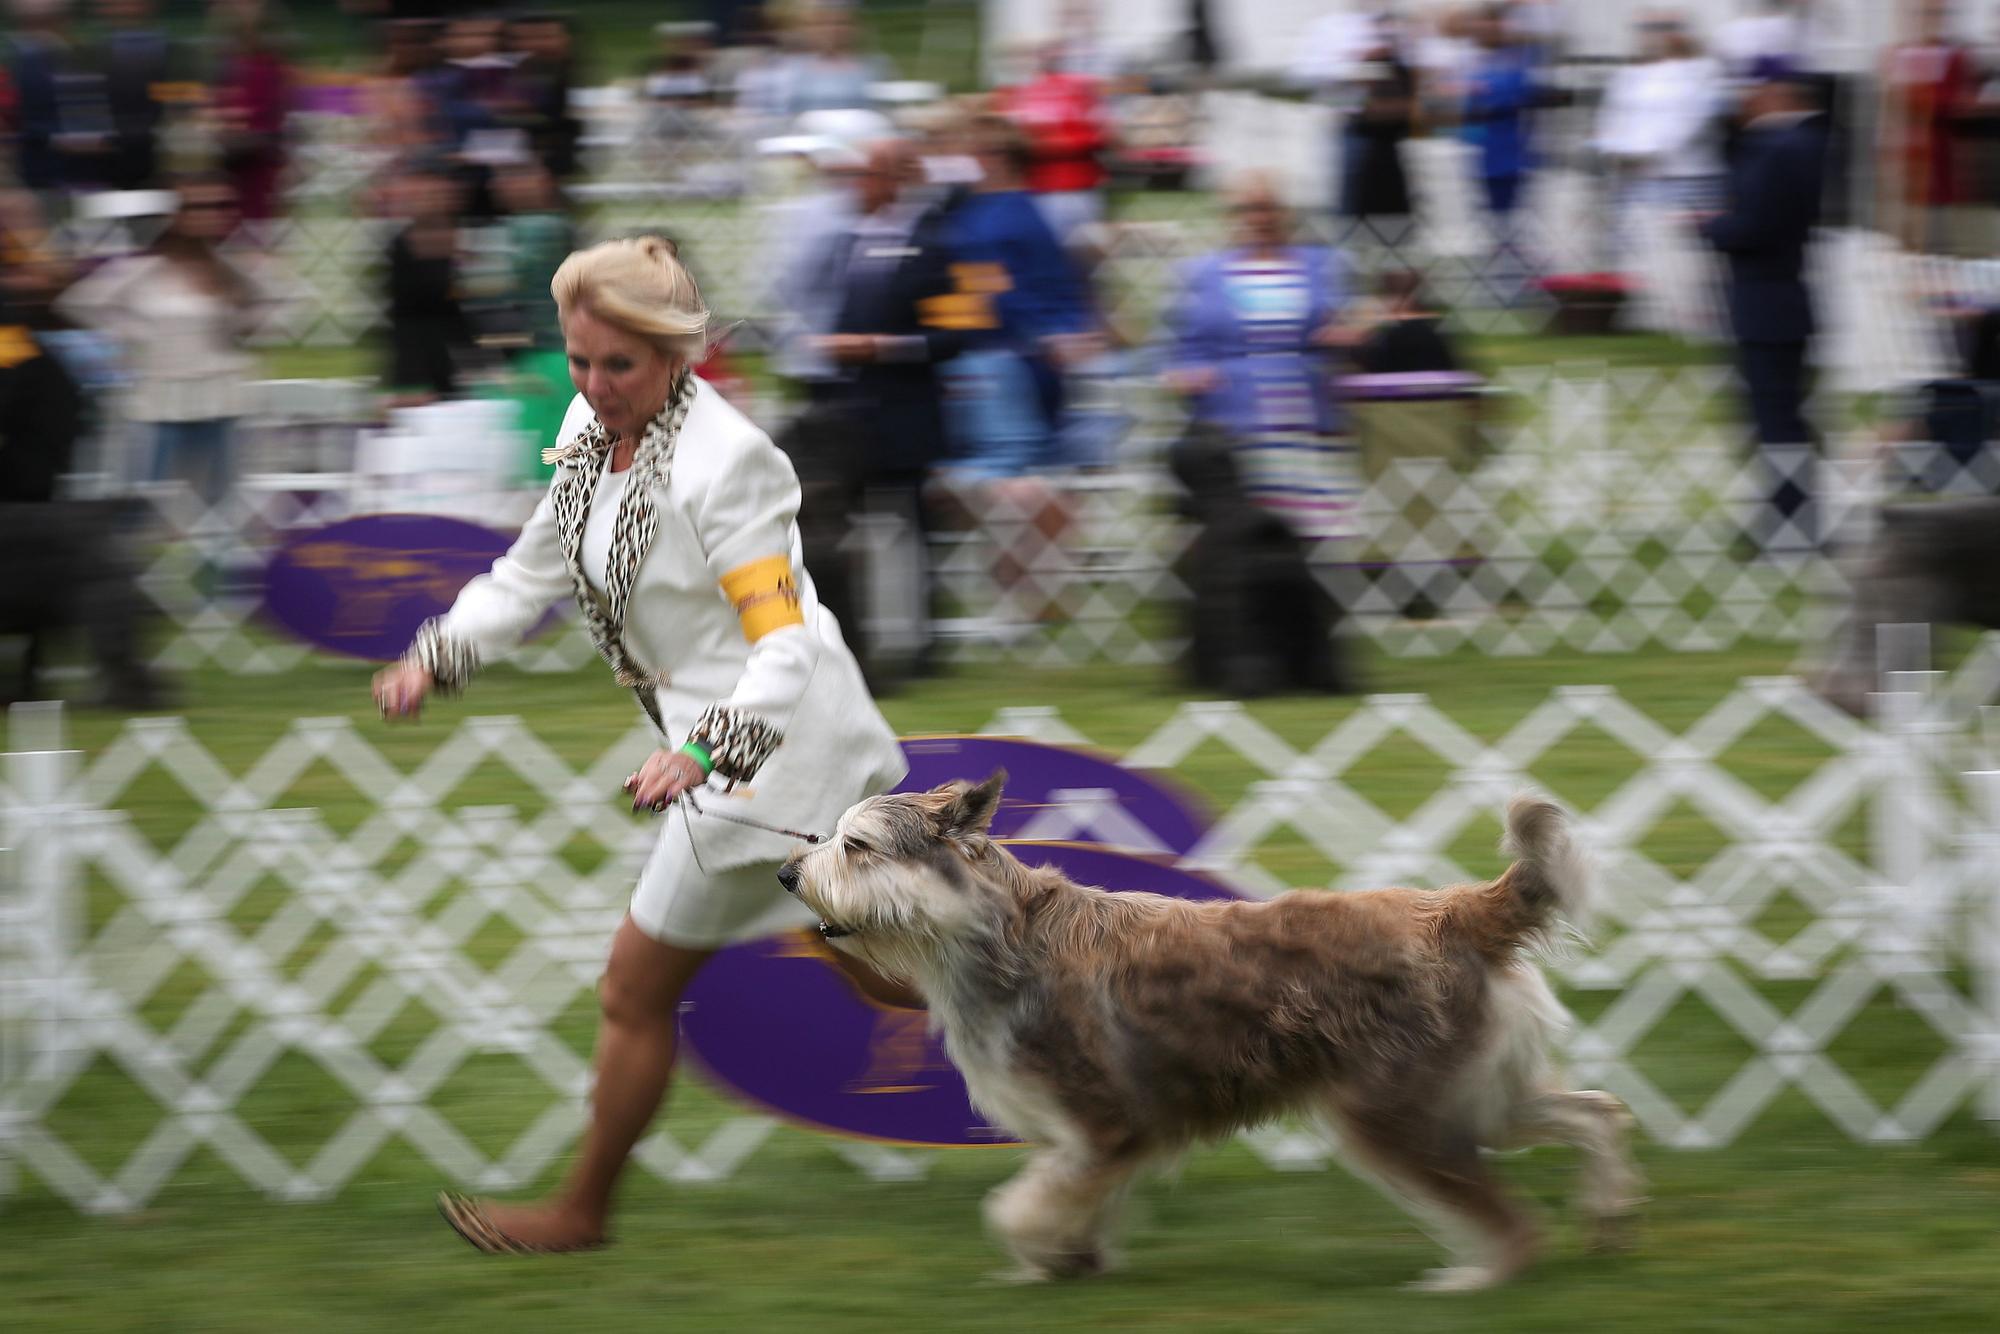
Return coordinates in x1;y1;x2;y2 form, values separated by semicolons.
629;804;818;948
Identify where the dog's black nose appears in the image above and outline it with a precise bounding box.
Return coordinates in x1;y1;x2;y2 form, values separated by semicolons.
777;862;802;895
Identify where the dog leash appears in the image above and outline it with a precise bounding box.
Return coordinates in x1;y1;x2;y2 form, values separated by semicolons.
680;790;828;845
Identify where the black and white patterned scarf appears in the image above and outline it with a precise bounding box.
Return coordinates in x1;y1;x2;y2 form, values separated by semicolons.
545;371;696;705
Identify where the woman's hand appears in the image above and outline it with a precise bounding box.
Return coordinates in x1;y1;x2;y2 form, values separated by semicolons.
814;334;880;365
373;663;432;720
373;662;433;721
1313;320;1367;349
625;749;708;814
1162;366;1220;397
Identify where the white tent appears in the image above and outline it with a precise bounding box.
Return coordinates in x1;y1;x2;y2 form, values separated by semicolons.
981;0;1921;81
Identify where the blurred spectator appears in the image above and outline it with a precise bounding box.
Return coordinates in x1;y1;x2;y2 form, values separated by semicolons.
0;186;72;321
364;18;448;173
939;114;1097;623
434;11;514;219
9;0;106;206
940;114;1094;475
490;157;570;351
1343;16;1419;228
0;298;81;503
436;12;508;142
1412;5;1479;123
1593;13;1724;263
1878;0;1980;253
774;2;889;118
1700;74;1827;556
1294;7;1417;230
763;110;891;387
723;7;791;127
382;162;472;401
1181;0;1222;74
211;0;293;224
95;0;180;191
1162;171;1354;544
56;174;262;504
508;12;578;181
992;41;1111;244
640;20;717;156
1339;268;1463;375
812;136;969;674
642;21;715;108
489;156;573;477
1460;4;1538;224
0;302;165;708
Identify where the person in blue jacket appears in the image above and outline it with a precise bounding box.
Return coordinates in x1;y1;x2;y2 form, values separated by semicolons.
1460;6;1539;220
934;112;1100;629
939;112;1096;482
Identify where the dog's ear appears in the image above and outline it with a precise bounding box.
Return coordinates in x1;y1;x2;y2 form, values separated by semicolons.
940;768;1007;841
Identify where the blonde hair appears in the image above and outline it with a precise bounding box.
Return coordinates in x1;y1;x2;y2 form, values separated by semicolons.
550;235;710;362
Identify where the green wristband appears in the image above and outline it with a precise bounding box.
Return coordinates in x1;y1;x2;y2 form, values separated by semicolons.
679;741;714;776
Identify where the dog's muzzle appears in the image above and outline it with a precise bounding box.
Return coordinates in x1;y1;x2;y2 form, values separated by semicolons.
777;863;851;938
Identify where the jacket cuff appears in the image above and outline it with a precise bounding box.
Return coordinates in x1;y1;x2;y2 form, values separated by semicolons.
403;617;480;695
687;704;783;783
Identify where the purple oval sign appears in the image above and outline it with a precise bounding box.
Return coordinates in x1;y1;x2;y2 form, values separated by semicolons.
679;843;1246;1147
897;736;1208;856
262;513;555;661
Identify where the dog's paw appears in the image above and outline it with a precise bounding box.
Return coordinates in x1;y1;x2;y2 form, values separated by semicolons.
1407;1265;1504;1294
990;1249;1105;1283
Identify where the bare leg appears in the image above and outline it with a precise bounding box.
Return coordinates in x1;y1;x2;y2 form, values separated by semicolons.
479;916;713;1249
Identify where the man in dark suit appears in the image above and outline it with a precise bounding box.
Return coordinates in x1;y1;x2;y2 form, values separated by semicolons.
1702;74;1828;556
96;0;179;192
810;137;973;680
816;138;969;475
0;309;164;708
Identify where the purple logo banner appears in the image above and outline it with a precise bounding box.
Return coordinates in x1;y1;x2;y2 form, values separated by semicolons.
679;843;1245;1147
897;736;1209;857
262;514;555;661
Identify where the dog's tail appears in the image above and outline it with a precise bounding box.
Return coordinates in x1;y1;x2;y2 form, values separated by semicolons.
1458;795;1593;956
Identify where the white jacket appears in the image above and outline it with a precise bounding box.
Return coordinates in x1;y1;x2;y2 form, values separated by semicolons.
425;376;907;869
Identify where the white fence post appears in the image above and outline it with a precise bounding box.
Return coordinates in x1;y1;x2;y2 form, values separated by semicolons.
0;702;82;1201
1870;624;1948;955
1972;769;2000;1126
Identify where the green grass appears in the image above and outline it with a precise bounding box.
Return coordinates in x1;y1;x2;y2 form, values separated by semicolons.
10;647;2000;1330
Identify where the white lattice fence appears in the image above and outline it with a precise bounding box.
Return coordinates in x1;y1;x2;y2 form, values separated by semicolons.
122;361;1999;674
4;646;1998;1211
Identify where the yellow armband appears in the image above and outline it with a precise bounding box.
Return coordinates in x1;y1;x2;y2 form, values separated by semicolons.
719;555;805;642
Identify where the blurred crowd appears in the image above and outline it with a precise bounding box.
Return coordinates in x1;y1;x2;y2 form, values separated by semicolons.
4;0;2000;709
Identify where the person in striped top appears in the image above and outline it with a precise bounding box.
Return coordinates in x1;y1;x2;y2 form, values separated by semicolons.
1161;171;1356;545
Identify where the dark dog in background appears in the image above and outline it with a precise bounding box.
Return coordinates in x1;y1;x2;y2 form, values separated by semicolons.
1812;497;2000;714
1168;422;1353;697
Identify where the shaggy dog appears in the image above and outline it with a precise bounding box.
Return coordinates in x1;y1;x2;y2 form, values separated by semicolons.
778;773;1642;1291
